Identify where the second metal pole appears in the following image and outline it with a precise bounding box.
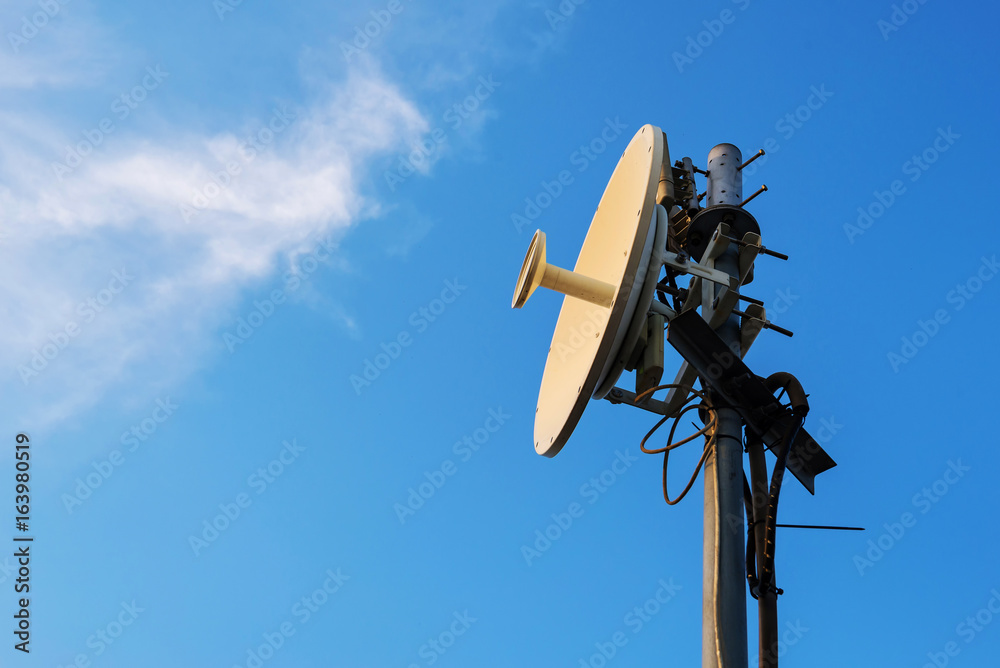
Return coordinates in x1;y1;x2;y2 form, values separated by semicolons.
702;143;748;668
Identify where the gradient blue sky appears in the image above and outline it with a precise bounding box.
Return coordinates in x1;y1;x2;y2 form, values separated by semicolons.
2;0;999;666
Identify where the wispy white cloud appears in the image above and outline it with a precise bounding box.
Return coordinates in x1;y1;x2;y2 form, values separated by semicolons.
0;0;566;430
0;57;428;426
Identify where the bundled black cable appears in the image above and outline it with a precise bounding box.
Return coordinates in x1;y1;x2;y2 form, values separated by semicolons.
635;384;718;506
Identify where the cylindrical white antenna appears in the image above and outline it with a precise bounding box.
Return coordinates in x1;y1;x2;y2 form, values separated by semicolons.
706;143;743;206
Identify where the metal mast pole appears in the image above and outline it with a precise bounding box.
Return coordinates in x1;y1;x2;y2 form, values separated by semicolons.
701;143;748;668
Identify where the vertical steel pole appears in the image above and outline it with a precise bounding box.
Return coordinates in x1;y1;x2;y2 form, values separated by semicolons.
701;143;749;668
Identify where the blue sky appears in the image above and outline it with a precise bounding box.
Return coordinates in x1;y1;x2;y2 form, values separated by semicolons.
1;0;998;665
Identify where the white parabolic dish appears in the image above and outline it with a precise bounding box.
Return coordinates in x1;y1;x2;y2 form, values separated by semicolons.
533;124;664;457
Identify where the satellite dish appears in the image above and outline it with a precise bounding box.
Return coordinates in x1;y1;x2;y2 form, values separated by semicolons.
512;124;667;457
509;130;841;668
